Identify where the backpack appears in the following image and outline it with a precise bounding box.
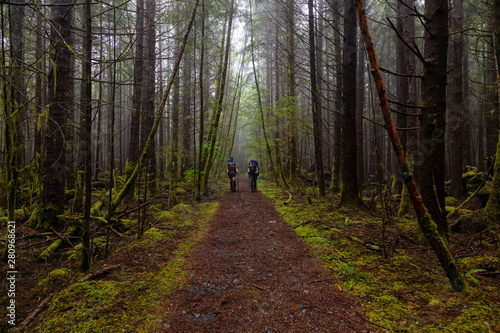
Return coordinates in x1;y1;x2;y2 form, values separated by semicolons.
227;158;236;164
227;162;237;174
248;159;258;169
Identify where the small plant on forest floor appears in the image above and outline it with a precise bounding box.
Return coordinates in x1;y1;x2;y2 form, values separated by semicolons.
465;268;487;285
339;262;366;289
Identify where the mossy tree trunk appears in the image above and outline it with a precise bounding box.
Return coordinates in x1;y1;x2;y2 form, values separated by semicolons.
418;0;449;240
31;0;74;231
339;0;363;208
356;0;466;291
486;0;500;224
81;0;92;273
125;0;145;197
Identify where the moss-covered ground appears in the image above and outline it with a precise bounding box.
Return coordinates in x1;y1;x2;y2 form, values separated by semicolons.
260;180;500;333
0;179;224;332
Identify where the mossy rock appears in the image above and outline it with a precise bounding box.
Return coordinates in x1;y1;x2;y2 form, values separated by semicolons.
445;196;458;206
464;171;488;193
450;211;486;233
157;211;175;221
477;181;492;208
37;268;74;292
174;187;187;196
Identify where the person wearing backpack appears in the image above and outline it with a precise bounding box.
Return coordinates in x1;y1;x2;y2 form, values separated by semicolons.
226;157;238;192
247;159;259;192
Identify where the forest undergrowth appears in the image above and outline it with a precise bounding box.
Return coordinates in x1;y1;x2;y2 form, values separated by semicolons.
0;177;225;332
259;178;500;332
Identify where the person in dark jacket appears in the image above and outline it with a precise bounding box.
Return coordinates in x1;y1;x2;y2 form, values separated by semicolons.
247;160;259;192
226;157;238;192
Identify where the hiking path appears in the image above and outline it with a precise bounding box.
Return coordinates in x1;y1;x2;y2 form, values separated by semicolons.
162;179;374;332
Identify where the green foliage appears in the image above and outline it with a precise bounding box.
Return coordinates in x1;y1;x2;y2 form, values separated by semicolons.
465;269;487;285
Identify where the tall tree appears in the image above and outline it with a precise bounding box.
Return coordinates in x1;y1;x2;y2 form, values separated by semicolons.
31;0;74;230
339;0;363;207
449;0;465;199
418;0;449;239
308;0;326;196
142;0;158;194
81;0;93;272
286;0;299;187
486;0;500;223
126;0;145;192
330;0;342;193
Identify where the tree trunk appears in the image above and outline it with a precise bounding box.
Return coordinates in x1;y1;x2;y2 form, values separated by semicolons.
356;0;466;292
486;0;500;224
418;0;449;240
143;0;158;195
339;0;363;207
286;0;299;188
449;0;465;199
171;22;181;186
308;0;326;196
126;0;145;193
356;34;365;189
196;0;205;200
331;0;342;193
31;0;73;231
80;0;92;273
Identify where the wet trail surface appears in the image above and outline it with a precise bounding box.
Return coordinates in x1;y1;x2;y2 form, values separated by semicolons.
163;179;373;332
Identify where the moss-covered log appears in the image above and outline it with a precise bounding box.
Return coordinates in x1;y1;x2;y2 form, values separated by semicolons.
38;226;78;262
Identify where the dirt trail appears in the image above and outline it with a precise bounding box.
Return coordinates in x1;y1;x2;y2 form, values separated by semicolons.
163;179;373;332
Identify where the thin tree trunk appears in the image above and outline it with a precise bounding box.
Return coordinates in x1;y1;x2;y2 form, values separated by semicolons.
81;0;92;272
126;0;145;192
286;0;299;188
449;0;465;199
308;0;325;196
196;0;205;201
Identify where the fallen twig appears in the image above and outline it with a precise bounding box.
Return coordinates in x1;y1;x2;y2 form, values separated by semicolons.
116;200;152;219
14;296;51;332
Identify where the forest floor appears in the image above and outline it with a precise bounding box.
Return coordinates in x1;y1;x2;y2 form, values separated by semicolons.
162;179;372;332
1;175;499;332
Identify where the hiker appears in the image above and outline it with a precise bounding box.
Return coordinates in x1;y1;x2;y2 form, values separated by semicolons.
226;157;238;192
247;159;259;192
